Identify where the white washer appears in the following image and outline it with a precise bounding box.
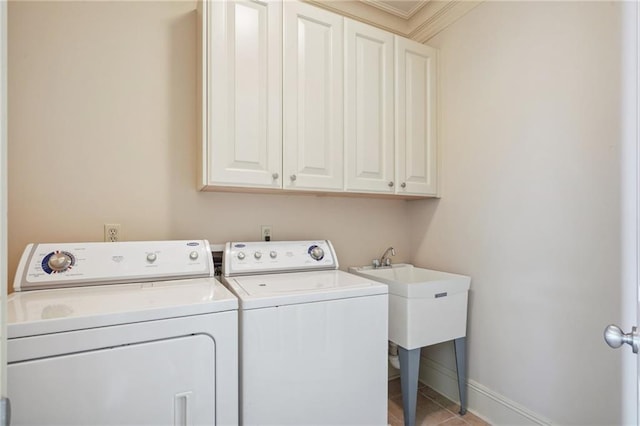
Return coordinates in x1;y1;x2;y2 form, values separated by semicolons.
8;240;238;426
222;240;388;425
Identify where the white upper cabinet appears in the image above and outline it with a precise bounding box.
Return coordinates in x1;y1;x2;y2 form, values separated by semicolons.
395;37;438;196
283;2;344;191
344;19;395;194
199;0;282;189
199;0;438;198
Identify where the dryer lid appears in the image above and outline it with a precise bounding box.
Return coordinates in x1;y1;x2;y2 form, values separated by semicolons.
7;277;238;338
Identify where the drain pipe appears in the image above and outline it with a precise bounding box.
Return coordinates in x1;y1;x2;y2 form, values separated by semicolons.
388;341;400;370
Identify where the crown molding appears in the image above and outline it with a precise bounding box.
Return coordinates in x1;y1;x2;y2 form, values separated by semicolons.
408;1;482;42
361;0;429;20
303;0;409;35
303;1;482;42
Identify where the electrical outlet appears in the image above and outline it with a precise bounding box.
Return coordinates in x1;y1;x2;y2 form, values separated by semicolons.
104;224;121;242
261;225;272;241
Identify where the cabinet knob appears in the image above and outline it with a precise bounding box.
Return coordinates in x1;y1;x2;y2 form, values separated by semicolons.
272;172;279;180
401;182;406;188
388;181;394;187
290;174;297;181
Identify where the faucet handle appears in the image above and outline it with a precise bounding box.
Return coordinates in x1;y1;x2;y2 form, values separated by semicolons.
372;259;381;268
384;258;392;267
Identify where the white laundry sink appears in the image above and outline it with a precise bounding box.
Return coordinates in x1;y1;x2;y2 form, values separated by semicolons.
348;264;470;350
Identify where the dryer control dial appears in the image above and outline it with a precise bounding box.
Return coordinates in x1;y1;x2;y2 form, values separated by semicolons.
308;245;324;261
43;251;75;274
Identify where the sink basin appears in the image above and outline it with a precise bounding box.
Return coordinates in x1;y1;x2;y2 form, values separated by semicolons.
348;264;470;298
348;264;470;349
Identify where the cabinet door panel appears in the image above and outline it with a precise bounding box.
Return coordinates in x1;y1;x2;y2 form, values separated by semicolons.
345;20;394;193
283;2;343;191
204;0;282;188
395;37;438;196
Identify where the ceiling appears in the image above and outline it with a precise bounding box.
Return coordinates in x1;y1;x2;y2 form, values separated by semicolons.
362;0;429;19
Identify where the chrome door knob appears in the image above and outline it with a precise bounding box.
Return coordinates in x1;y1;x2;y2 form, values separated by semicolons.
604;324;639;353
290;174;297;181
400;182;406;188
388;181;394;187
272;172;279;180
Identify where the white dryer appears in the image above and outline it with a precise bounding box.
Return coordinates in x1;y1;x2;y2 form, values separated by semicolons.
8;240;238;426
222;240;388;425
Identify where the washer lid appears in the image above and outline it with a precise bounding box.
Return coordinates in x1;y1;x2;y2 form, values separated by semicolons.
224;270;387;309
8;278;238;338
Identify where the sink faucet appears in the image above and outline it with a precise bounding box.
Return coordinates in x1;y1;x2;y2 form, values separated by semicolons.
373;247;396;268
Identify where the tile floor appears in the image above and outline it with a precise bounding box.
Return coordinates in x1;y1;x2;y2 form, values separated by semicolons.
387;378;490;426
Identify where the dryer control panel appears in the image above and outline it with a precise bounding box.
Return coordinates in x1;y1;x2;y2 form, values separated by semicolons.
14;240;214;291
223;240;338;276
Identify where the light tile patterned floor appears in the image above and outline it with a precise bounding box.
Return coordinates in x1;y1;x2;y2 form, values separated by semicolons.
388;378;490;426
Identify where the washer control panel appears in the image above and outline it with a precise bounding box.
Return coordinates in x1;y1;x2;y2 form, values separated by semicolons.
223;240;338;276
14;240;214;291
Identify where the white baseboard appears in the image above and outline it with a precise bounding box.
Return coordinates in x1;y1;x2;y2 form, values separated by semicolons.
418;357;552;425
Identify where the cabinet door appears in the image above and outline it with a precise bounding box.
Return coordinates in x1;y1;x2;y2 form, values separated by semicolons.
344;19;395;194
201;0;282;189
283;2;344;191
395;37;438;196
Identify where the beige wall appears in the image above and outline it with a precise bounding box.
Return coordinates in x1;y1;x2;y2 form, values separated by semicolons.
412;1;627;424
7;0;411;289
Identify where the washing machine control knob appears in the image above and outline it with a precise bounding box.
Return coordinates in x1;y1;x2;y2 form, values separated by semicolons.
189;251;199;260
237;252;246;260
48;252;73;272
254;251;262;259
270;251;277;259
308;245;324;261
146;253;157;263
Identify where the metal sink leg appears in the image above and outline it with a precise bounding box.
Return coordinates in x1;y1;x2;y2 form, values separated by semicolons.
398;346;420;426
454;337;467;415
399;337;467;424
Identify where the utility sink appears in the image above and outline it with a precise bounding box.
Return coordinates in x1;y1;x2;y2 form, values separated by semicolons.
349;264;470;350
